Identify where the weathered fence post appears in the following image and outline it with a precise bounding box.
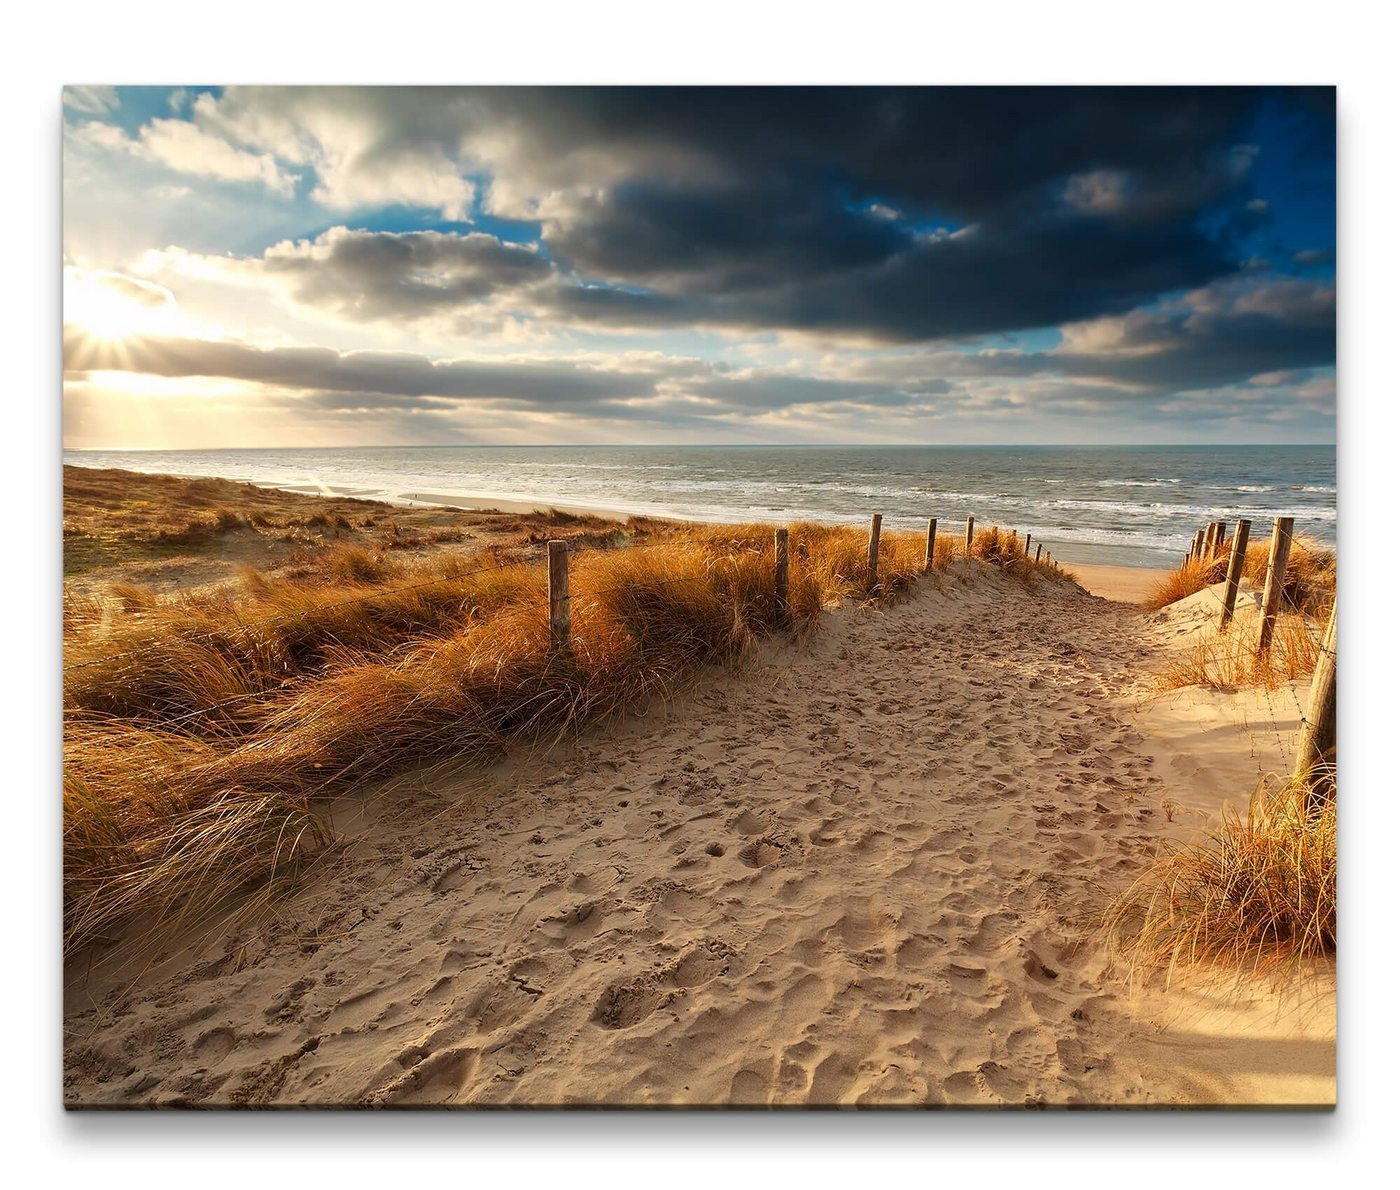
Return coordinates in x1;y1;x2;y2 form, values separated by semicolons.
1218;518;1252;631
774;527;790;626
1023;531;1031;557
547;540;571;651
866;514;882;593
965;516;975;554
1255;516;1295;655
923;518;937;574
1214;520;1228;558
1203;522;1218;559
1190;528;1205;564
1034;543;1042;564
1293;602;1337;802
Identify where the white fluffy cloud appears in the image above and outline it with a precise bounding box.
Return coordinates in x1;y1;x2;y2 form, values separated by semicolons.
69;118;295;196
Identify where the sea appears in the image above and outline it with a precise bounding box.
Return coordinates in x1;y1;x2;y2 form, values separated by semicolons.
62;444;1336;570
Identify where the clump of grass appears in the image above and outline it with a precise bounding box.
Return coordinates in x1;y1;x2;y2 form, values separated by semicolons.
1243;535;1336;618
107;582;162;614
63;589;108;634
961;525;1063;586
1154;614;1321;692
64;763;329;950
969;525;1021;564
151;507;251;546
1143;557;1227;610
323;544;401;586
1107;772;1336;981
1144;534;1335;613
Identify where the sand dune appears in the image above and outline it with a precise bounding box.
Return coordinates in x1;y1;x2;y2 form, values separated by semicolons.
63;563;1334;1107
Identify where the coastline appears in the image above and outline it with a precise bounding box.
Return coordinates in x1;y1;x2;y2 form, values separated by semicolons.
65;460;1192;578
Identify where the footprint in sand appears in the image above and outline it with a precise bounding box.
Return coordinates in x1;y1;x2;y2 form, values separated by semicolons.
191;1026;237;1063
371;1046;480;1106
591;974;673;1030
729;1066;770;1105
738;836;789;868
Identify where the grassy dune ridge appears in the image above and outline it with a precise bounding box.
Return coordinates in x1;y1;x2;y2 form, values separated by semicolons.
64;508;1068;951
1143;534;1336;616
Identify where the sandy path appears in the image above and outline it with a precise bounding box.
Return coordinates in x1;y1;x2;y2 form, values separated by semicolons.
64;563;1333;1107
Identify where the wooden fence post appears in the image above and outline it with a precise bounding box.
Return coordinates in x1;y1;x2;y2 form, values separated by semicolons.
547;540;571;651
866;514;882;593
923;518;937;574
1034;543;1042;564
1293;602;1337;801
1190;528;1205;564
1215;521;1228;558
774;527;790;626
965;516;975;554
1204;522;1218;559
1255;516;1295;655
1022;531;1031;557
1218;518;1252;631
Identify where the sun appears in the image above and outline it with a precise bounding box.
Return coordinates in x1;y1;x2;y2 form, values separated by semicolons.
63;268;182;341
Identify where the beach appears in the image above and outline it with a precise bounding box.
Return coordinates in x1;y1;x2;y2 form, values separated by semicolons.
62;469;1334;1107
62;443;1337;571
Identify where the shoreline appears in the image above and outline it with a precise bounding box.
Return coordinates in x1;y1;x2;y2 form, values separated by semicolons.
64;461;1191;574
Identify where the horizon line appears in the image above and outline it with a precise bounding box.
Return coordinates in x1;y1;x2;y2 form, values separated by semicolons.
62;441;1339;452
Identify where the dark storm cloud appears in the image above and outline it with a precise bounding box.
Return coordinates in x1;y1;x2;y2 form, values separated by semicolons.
538;208;1239;341
261;227;553;320
63;330;663;403
1047;277;1336;392
183;85;1333;345
859;277;1337;396
62;328;939;416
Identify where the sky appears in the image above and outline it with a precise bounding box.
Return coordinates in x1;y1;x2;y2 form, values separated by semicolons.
61;86;1336;449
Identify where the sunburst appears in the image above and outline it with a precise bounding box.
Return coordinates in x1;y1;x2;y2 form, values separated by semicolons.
63;268;183;342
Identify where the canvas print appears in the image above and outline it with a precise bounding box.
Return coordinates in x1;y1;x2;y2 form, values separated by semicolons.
62;86;1336;1108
